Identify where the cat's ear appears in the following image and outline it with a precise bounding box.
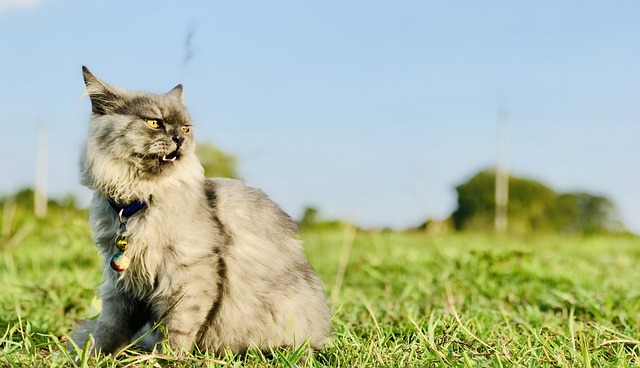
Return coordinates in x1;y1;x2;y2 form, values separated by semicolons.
82;66;121;115
167;84;184;103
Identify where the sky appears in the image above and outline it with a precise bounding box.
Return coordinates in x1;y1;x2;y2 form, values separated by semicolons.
1;1;639;232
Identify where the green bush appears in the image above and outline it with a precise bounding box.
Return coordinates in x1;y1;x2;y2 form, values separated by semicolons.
451;170;622;235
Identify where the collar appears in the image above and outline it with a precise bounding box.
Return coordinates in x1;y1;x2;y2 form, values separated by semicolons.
108;198;147;219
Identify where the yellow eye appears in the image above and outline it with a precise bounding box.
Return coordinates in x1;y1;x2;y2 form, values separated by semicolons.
181;126;190;133
145;119;159;128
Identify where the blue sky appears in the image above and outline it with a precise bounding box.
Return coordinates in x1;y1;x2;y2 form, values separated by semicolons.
1;1;639;231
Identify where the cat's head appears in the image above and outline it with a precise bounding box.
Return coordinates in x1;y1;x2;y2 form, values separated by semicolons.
81;66;203;201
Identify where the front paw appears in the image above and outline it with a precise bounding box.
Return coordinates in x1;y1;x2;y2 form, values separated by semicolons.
89;323;134;355
69;320;96;354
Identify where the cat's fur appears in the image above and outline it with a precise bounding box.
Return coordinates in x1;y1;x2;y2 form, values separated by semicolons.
72;67;331;355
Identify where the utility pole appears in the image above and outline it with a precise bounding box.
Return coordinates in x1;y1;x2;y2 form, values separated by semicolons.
495;103;508;233
34;122;48;218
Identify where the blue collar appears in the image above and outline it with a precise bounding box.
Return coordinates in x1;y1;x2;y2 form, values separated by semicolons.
108;198;147;218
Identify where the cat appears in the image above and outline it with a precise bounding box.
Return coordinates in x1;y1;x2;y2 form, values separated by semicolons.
72;66;331;355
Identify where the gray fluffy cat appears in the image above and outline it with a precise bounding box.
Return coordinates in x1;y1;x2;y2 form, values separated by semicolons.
72;67;331;355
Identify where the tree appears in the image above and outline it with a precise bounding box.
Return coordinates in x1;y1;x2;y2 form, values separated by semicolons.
551;192;622;234
451;170;622;234
196;142;240;179
297;206;352;230
299;206;320;228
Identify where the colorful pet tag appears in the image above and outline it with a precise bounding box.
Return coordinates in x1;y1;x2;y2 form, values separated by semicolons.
110;251;130;272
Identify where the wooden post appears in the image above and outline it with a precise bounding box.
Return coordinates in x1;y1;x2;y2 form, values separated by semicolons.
495;104;508;233
34;122;48;218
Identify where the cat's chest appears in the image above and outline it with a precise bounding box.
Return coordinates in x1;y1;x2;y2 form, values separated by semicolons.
124;211;189;265
107;207;214;294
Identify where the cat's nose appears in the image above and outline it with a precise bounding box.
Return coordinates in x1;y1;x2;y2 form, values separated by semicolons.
172;136;184;150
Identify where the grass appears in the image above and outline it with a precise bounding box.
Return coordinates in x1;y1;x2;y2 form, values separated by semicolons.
1;202;640;367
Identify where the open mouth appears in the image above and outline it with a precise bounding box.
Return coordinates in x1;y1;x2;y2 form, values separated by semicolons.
160;149;179;164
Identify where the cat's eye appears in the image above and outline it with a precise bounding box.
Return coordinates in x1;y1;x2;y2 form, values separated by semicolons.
181;126;190;133
145;119;160;129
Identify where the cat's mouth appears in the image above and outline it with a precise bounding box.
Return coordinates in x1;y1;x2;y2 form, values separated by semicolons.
159;149;179;164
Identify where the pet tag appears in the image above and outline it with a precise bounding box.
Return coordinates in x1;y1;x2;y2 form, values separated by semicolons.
110;251;130;272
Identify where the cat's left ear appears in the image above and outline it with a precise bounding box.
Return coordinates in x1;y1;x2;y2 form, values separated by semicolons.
167;84;184;104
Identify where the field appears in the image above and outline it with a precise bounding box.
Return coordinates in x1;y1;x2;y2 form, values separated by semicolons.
1;204;640;367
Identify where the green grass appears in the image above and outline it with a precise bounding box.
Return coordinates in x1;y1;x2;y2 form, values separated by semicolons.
1;203;640;366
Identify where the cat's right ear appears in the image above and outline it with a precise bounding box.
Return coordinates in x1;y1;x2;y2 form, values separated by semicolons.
82;66;120;115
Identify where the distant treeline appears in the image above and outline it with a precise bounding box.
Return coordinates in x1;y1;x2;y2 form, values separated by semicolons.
0;188;81;211
0;169;627;236
302;170;626;235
